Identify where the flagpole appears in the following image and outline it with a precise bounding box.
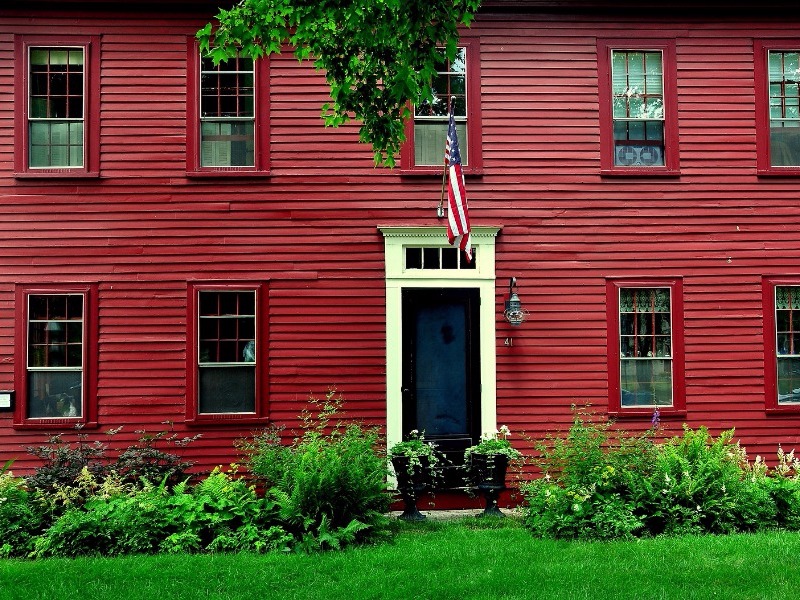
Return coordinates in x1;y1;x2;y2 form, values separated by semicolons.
437;159;447;218
438;96;456;219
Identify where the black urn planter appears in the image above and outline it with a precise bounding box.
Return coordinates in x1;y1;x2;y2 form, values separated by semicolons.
391;455;432;521
469;453;510;517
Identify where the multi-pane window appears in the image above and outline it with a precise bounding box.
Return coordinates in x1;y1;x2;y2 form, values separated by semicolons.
200;55;255;167
774;286;800;403
413;48;468;166
405;247;476;271
611;50;665;167
197;290;257;413
618;287;673;407
26;294;84;418
767;51;800;167
28;47;84;168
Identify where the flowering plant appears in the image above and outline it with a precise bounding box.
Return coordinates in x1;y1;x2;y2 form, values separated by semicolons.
389;430;440;477
464;425;522;461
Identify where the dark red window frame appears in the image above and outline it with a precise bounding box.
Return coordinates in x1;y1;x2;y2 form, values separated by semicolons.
762;276;800;413
186;40;270;177
597;39;680;176
186;282;268;424
13;283;99;429
399;37;483;175
755;40;800;176
14;35;100;178
606;278;685;417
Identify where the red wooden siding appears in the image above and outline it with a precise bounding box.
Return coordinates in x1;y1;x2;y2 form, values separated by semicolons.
2;2;800;475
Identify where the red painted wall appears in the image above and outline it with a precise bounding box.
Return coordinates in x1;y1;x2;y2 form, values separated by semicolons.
2;2;800;476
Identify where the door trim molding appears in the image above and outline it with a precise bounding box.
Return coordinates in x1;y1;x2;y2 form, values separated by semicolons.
379;226;501;454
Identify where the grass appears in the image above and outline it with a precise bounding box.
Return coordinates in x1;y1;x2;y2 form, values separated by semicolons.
2;518;799;599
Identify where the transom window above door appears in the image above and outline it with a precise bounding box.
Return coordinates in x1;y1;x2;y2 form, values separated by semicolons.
405;246;476;271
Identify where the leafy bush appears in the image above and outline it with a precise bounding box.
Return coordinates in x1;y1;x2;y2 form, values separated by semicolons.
239;391;392;550
0;462;44;558
522;410;651;539
32;466;292;558
522;409;800;540
110;427;198;488
25;427;198;513
25;433;108;498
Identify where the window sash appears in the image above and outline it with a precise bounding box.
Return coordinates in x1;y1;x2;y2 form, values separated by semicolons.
618;287;673;407
27;46;85;168
774;286;800;403
199;55;255;168
26;293;84;418
413;47;468;166
610;50;665;168
767;50;800;167
196;290;257;414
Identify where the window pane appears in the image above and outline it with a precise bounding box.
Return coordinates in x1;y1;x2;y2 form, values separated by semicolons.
441;247;458;269
199;365;256;413
27;370;82;418
423;247;440;269
414;121;468;166
200;121;254;167
198;290;256;364
620;358;672;406
405;247;422;270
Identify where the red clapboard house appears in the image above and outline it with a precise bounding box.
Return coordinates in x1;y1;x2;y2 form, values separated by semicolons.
4;0;800;497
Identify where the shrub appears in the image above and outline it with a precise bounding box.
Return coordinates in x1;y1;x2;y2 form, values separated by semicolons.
25;427;198;514
32;466;292;558
522;408;800;540
239;390;392;550
0;462;44;558
522;410;651;539
25;432;108;498
110;427;199;488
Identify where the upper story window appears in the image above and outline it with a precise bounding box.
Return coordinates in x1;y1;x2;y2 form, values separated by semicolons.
14;284;98;428
762;278;800;412
186;283;268;423
606;279;685;416
186;42;270;176
29;48;84;168
755;42;800;174
14;36;100;177
200;55;255;167
597;40;679;176
400;39;483;174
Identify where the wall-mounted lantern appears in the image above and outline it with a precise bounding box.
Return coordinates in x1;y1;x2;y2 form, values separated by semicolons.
503;277;527;326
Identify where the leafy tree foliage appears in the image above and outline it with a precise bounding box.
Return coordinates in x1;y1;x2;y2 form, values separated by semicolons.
197;0;482;166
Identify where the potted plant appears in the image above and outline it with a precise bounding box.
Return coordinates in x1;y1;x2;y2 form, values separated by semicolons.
389;430;440;520
464;425;522;516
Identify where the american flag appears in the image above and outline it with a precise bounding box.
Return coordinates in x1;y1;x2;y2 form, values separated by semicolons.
445;103;472;262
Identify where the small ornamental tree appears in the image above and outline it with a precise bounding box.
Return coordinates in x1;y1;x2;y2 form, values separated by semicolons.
197;0;482;166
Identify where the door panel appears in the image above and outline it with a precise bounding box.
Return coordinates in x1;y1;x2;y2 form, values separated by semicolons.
402;288;480;488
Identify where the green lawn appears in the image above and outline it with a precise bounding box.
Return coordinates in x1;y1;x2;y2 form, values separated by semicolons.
2;518;799;600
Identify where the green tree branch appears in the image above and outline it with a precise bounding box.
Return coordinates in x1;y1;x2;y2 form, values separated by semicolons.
197;0;481;166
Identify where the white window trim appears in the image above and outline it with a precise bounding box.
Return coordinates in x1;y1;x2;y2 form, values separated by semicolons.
379;225;501;456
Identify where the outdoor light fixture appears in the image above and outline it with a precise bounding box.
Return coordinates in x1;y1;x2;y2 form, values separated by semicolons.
504;277;527;326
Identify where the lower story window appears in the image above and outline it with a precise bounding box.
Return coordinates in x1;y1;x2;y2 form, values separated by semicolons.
189;285;265;419
607;279;684;415
27;294;84;418
15;284;97;427
774;285;800;404
619;287;673;407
